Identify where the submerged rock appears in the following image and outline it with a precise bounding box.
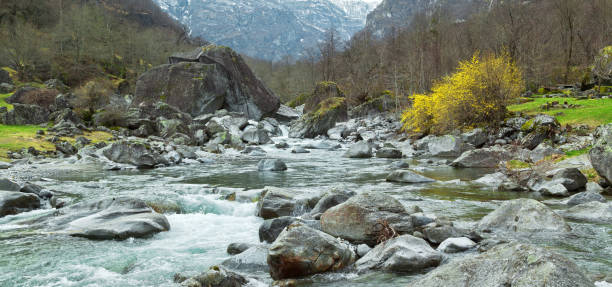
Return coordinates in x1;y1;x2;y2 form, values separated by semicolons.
386;170;435;183
267;224;355;280
257;159;287;171
57;197;170;240
477;198;570;233
355;235;442;273
321;192;414;246
563;201;612;224
408;243;594;287
566;192;606;207
226;242;255;255
0;191;40;217
376;148;402;159
179;266;247;287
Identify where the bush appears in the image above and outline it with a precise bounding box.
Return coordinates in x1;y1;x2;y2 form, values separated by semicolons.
401;53;524;134
74;78;114;112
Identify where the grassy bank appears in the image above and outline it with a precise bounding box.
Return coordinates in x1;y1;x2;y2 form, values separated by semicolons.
0;93;13;110
508;97;612;127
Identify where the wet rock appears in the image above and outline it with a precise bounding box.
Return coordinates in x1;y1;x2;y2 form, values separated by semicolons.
291;146;309;154
241;146;266;156
180;266;247;287
226;243;255;255
386;170;435;184
327;124;346;140
136;45;280;120
259;216;321;243
408;243;594;287
255;187;296;219
0;191;40;217
563;201;612;224
60;197;170;240
221;245;269;273
0;162;12;169
321;192;415;246
309;189;355;217
390;160;410;169
355;235;442;273
589;124;612;185
437;237;476;253
267;224;356;280
477;198;570;233
344;141;372;158
241;125;271;145
566;192;606;207
451;147;512;168
422;224;463;244
103;141;168;168
257;159;287;171
275;142;289;149
416;135;468;157
376;148;402;159
356;244;372;257
0;178;21;191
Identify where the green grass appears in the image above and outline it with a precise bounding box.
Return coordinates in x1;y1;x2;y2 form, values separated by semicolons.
508;97;612;127
564;147;591;157
506;160;531;170
0;93;13;110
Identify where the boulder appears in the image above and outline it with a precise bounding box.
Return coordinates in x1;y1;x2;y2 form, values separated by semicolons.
302;82;345;114
221;245;270;273
291;146;310;154
274;104;301;123
417;135;468;157
355;235;442;273
267;224;356;280
566;192;606;207
589;124;612;185
552;168;587;191
538;181;570;197
386;170;435;184
103;141;168;168
344;141;372;158
376;148;403;159
241;125;271;145
477;198;570;233
530;143;564;162
563;201;612;224
327;124;346;140
0;83;14;93
55;141;77;156
321;192;414;246
289;97;347;138
255;187;296;219
259;216;321;243
0;162;11;169
135;45;280;120
0;68;12;85
0;178;21;191
408;243;594;287
0;191;40;217
0;103;49;125
55;197;170;240
178;266;247;287
257;159;287;171
520;114;560;150
451;147;512;168
461;128;488;148
437;237;476;253
227;243;255;255
309;189;355;217
422;224;464;244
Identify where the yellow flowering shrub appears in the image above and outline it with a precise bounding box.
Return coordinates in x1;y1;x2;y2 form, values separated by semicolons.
402;53;524;134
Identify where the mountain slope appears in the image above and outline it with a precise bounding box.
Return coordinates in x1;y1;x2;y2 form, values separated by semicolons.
154;0;381;61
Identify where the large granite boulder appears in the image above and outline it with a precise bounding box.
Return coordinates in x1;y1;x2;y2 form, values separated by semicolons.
0;191;40;217
0;103;49;125
408;243;594;287
416;135;469;157
103;141;169;168
589;124;612;185
321;192;414;246
259;216;321;243
451;147;512;168
344;141;372;158
255;187;297;219
355;235;442;273
477;198;570;233
552;168;587;192
289;97;347;138
134;45;280;120
267;224;356;280
52;197;170;240
221;245;270;273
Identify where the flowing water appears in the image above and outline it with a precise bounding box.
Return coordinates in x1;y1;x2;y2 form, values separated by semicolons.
1;134;611;287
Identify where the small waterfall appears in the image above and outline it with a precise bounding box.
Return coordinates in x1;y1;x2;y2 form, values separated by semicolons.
279;125;289;138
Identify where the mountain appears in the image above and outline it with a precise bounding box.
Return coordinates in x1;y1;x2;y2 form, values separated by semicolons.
154;0;381;61
365;0;481;37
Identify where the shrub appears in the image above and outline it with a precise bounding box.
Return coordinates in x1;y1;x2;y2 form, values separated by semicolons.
74;78;113;112
401;53;524;134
